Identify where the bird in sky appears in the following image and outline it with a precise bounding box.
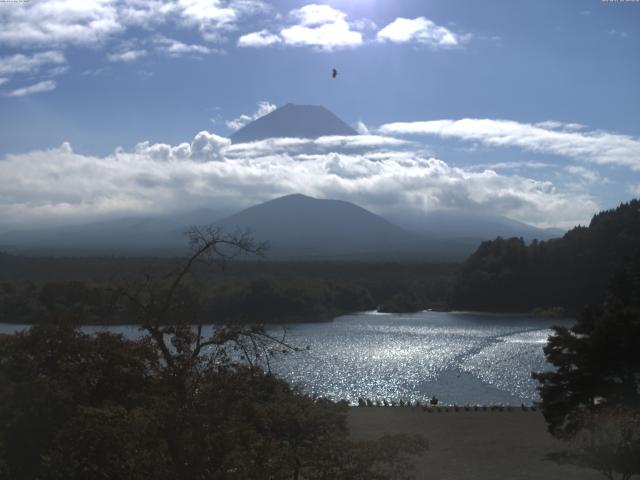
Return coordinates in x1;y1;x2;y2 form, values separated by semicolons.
332;68;337;79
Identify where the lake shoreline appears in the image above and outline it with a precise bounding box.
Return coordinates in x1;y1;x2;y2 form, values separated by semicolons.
0;307;573;327
1;311;571;407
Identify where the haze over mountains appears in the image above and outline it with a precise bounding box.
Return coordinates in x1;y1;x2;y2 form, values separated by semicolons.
0;208;230;256
0;193;562;260
389;209;564;243
0;104;564;260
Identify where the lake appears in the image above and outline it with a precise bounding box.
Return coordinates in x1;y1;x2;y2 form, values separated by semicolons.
0;311;571;406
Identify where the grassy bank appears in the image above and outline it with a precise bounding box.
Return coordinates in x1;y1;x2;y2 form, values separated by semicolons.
348;407;602;480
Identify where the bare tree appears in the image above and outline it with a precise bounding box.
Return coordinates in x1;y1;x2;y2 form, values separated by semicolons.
115;226;298;375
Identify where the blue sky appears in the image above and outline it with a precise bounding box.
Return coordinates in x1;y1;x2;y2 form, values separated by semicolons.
1;0;639;230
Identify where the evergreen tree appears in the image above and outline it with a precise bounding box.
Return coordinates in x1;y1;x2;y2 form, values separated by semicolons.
533;303;640;438
453;199;640;313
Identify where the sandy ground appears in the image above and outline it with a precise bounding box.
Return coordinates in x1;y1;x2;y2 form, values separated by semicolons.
348;407;604;480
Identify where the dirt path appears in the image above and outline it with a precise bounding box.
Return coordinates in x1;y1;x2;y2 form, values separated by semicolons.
348;407;604;480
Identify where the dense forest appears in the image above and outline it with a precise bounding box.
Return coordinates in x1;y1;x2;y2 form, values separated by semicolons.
0;257;455;324
452;200;640;314
3;199;639;323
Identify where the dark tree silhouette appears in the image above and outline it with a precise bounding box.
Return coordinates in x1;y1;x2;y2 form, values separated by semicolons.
0;226;427;480
453;199;640;314
533;303;640;438
533;253;640;480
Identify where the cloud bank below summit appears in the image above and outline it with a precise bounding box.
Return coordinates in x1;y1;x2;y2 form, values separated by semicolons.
0;126;599;232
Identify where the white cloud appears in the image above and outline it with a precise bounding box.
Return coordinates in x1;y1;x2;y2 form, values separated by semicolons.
351;18;378;32
153;36;213;56
380;118;640;171
315;135;410;149
116;0;174;28
0;51;66;92
224;137;311;156
47;65;70;77
5;80;57;97
355;121;370;135
565;165;609;185
239;4;364;50
535;120;585;131
107;49;147;63
0;0;269;77
0;0;468;68
629;184;640;197
238;29;281;47
281;4;363;50
470;161;553;171
177;0;238;24
323;153;382;179
134;130;229;162
608;29;629;38
236;6;467;52
377;17;463;48
0;0;124;47
0;0;268;48
224;134;412;158
226;101;277;131
290;4;344;26
279;22;361;50
0;130;599;230
175;0;269;42
0;50;66;77
189;130;231;161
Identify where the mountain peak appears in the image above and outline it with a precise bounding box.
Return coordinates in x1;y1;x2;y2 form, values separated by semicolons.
215;193;417;259
230;103;357;144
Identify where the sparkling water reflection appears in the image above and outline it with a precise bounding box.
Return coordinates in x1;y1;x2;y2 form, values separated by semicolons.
265;311;572;405
0;311;571;405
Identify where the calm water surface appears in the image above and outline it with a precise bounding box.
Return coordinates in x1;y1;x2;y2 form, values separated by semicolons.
0;311;571;405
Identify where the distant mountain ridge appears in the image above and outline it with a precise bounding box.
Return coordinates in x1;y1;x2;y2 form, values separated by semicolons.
385;209;563;243
230;104;357;144
216;194;419;259
0;194;565;260
0;208;228;256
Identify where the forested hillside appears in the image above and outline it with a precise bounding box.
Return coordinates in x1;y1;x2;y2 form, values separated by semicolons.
452;200;640;313
0;257;456;324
